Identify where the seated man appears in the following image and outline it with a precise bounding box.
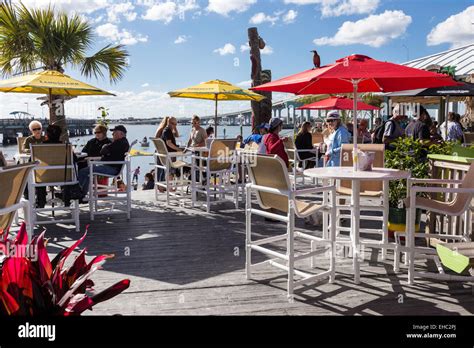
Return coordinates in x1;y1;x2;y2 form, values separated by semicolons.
78;125;130;197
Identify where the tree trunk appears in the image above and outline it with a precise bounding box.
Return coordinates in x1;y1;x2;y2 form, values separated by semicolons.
248;27;272;129
48;95;69;142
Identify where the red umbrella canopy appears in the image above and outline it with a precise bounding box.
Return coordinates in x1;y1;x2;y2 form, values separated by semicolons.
252;54;460;94
297;96;380;111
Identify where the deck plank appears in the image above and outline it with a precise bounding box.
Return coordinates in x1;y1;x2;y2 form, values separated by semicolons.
32;190;473;316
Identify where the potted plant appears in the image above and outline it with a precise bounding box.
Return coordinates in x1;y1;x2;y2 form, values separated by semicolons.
385;137;452;237
96;106;111;193
0;223;130;315
97;106;111;128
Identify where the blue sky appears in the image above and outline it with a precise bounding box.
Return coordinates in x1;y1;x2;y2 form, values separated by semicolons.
0;0;473;119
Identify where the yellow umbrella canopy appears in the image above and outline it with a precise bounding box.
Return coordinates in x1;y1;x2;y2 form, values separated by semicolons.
168;79;265;134
0;70;115;96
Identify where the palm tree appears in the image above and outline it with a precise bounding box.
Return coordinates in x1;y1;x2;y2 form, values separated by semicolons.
0;2;129;137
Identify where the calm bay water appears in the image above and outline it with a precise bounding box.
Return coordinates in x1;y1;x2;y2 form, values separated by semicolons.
0;124;253;184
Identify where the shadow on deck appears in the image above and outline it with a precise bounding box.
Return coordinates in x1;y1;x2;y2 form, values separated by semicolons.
39;192;473;315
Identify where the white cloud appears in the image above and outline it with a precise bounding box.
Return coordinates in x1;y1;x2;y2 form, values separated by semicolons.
282;10;298;23
283;0;379;17
261;45;274;55
141;83;150;87
96;23;148;46
427;6;474;48
213;43;236;56
142;1;177;23
283;0;320;4
249;9;298;26
313;10;412;47
240;43;250;52
240;42;273;54
249;12;278;25
207;0;257;16
141;0;199;23
15;0;109;14
320;0;379;17
107;2;137;23
174;35;188;44
237;80;252;88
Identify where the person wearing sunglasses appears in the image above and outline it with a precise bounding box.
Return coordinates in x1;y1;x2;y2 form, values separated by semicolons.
76;124;111;170
82;124;111;157
324;111;350;167
23;120;45;154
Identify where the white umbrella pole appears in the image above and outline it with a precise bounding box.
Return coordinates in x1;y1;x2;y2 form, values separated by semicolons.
353;81;359;171
444;95;449;140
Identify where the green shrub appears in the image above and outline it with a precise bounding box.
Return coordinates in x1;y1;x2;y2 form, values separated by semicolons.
384;137;452;207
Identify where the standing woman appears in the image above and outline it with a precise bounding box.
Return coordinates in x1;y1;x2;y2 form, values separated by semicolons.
295;121;316;169
324;111;351;167
154;116;170;139
187;115;207;148
154;116;171;187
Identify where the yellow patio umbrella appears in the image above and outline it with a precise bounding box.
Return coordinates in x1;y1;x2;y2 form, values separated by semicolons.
0;69;115;124
168;79;265;135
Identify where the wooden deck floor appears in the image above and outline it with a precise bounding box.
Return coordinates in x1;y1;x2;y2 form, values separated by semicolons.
39;190;473;316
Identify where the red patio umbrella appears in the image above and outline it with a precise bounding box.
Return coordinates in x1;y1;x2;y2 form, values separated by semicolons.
252;54;460;170
297;96;380;111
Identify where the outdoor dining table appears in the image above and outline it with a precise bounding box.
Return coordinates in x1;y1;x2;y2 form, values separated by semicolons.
303;166;410;284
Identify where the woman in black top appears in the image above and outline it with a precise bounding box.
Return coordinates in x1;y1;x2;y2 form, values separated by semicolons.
295;122;316;169
82;125;111;156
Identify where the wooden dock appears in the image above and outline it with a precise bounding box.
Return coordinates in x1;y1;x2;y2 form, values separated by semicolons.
39;191;473;316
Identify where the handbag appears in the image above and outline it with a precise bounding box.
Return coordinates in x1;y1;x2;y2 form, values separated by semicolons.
61;143;84;201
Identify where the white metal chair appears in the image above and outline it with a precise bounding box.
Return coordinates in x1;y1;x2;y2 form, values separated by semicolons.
29;144;80;232
283;137;319;188
152;138;192;206
192;139;239;213
87;146;134;221
13;136;30;164
236;142;259;202
246;154;337;300
397;162;474;284
336;144;389;257
0;162;36;240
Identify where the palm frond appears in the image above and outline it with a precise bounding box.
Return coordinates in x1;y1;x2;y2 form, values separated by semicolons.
81;44;129;83
0;2;129;83
0;2;37;75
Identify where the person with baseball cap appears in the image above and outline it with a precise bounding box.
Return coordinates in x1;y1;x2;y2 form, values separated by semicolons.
324;110;350;167
78;124;130;198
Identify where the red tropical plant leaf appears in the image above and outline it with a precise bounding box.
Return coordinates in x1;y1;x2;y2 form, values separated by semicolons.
86;254;114;272
13;222;28;246
1;257;33;300
64;294;94;316
0;286;20;315
90;279;130;305
34;231;53;284
0;223;130;316
65;248;88;288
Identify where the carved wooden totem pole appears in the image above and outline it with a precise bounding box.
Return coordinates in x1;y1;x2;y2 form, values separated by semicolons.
248;27;272;129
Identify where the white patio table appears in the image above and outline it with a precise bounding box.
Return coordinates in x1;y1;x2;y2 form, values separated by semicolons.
303;166;410;284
